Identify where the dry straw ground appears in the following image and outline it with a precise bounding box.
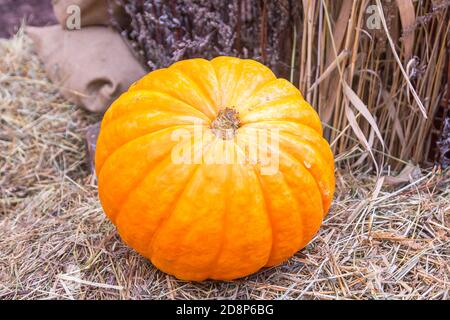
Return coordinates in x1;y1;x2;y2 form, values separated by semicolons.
0;30;449;300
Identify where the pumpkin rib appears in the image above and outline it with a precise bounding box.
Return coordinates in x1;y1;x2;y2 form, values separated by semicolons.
272;147;324;248
240;93;300;117
234;142;274;268
97;112;208;169
100;109;207;141
169;59;221;114
146;139;217;260
128;67;167;91
240;95;315;117
205;143;273;280
209;59;223;110
238;59;278;104
167;68;218;118
280;166;324;249
114;154;198;256
237;129;326;216
115;135;217;267
243;93;300;112
245;126;333;182
253;171;277;268
101;148;174;224
211;56;244;108
232;134;298;266
129;69;217;119
235;76;276;111
97;127;200;221
239;125;333;172
240;99;323;135
209;57;276;113
225;59;245;107
206;164;230;279
244;121;334;164
258;170;304;266
242;117;322;134
97;124;187;177
226;60;276;111
96;124;199;175
147;164;200;261
240;78;303;114
279;132;335;214
112;131;207;226
237;131;323;261
101;90;211;129
117;162;195;258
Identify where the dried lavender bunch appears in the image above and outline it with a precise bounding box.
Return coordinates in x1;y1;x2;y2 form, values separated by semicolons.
113;0;300;76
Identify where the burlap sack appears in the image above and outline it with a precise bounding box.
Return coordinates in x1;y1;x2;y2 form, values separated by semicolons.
52;0;129;29
27;25;147;113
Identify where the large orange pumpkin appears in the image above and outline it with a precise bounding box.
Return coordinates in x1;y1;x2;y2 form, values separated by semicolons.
95;56;335;281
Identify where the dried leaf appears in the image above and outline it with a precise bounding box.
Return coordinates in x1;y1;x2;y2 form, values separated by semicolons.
383;90;406;145
308;49;350;92
372;231;428;250
343;81;385;149
384;163;422;185
395;0;416;58
344;102;379;172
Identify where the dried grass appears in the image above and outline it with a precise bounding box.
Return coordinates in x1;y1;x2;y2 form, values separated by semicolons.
0;30;449;300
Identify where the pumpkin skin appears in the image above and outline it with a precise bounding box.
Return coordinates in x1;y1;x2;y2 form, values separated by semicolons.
95;56;335;281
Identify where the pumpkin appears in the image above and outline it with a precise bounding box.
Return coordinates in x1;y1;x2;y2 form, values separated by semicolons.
95;56;335;281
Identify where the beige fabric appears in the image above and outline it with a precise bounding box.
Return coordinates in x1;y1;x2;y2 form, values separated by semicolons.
27;25;147;113
52;0;128;29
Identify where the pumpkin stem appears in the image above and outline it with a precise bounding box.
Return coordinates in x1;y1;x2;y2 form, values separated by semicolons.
211;107;240;140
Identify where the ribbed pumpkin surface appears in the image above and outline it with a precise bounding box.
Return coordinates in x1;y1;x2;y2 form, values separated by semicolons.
95;56;335;281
